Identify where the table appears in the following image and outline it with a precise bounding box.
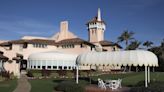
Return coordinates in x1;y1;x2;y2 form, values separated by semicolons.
105;80;120;90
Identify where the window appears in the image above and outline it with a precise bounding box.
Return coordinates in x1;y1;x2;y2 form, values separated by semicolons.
23;43;28;48
64;66;67;70
68;66;71;70
47;66;51;69
53;66;57;69
81;44;84;48
9;45;12;50
33;43;47;48
38;66;40;68
62;44;74;49
42;66;46;69
113;47;116;51
59;66;62;70
91;46;93;50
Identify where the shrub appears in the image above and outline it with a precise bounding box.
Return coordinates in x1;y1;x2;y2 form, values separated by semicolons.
0;71;10;79
66;72;74;78
10;72;17;79
130;87;149;92
27;71;34;77
55;81;84;92
50;72;59;78
42;69;51;77
57;70;67;77
80;71;88;77
130;81;164;92
33;73;42;78
0;76;5;81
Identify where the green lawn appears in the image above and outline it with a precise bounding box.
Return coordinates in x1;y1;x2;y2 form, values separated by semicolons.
92;72;164;86
29;72;164;92
29;78;89;92
29;78;56;92
0;79;17;92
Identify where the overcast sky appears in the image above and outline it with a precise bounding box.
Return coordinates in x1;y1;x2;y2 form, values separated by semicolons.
0;0;164;47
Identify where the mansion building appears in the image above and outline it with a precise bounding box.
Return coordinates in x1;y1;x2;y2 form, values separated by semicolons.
0;9;121;77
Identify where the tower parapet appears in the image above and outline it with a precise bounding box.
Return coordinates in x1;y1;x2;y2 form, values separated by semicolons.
87;8;106;43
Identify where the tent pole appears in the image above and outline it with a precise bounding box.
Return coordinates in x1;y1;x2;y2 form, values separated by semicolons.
148;66;150;83
145;66;148;87
76;65;79;84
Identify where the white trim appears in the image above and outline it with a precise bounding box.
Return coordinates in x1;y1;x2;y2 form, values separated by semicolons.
145;66;148;87
148;66;150;83
76;65;79;84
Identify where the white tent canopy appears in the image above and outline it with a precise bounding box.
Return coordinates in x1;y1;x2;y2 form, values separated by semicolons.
76;50;158;87
76;50;158;67
28;51;77;70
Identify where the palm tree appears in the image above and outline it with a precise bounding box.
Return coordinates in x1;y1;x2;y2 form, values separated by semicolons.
117;30;134;72
126;40;141;50
161;38;164;47
126;40;141;72
143;41;153;49
117;30;134;50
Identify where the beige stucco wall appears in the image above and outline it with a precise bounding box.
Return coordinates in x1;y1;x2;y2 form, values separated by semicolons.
0;44;57;76
89;29;104;43
0;46;19;76
0;43;95;76
56;44;93;54
18;44;57;59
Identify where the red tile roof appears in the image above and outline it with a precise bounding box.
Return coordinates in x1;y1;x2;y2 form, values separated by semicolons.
56;38;95;46
0;39;56;46
86;16;105;25
99;40;122;48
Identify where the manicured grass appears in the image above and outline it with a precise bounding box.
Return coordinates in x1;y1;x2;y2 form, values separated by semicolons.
29;78;89;92
0;79;17;92
29;78;57;92
91;72;164;86
29;72;164;92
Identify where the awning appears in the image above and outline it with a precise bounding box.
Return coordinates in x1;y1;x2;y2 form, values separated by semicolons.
75;50;158;88
76;50;158;67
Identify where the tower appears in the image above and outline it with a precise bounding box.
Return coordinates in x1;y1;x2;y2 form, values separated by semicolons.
87;8;106;43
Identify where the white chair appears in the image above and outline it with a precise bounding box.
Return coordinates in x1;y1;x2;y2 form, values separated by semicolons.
98;78;106;90
105;80;112;88
111;80;119;90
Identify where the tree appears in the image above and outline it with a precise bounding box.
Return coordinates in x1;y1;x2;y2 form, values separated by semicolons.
117;30;134;72
143;41;154;71
126;40;141;50
143;41;153;49
126;40;141;72
161;38;164;47
117;30;134;50
149;39;164;72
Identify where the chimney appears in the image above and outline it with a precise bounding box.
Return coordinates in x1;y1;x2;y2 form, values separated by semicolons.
60;21;68;32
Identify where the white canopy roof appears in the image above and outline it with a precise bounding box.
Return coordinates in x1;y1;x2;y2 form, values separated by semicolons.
76;50;158;67
28;51;77;61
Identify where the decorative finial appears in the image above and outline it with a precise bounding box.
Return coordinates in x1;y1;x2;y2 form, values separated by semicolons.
97;8;101;21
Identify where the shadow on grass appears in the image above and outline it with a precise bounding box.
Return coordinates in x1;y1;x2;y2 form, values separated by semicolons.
79;77;97;85
52;77;97;85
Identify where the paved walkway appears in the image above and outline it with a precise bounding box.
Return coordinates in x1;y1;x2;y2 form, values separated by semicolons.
13;74;31;92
